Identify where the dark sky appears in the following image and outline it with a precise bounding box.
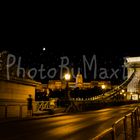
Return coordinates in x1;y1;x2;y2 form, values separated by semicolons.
1;15;139;84
2;26;139;57
2;20;139;57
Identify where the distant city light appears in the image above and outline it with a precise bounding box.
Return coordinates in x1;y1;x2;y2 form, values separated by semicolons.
121;89;125;93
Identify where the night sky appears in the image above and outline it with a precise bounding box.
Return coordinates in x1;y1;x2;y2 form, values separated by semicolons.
1;16;139;84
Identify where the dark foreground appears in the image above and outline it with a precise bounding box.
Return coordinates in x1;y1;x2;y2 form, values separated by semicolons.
0;104;138;140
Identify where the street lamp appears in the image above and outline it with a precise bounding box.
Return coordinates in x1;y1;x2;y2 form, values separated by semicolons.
101;84;106;90
101;84;106;102
64;73;71;99
101;84;106;94
64;73;71;89
64;73;71;81
64;73;72;112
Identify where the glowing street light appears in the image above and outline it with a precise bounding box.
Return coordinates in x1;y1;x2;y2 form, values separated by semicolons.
64;73;71;91
101;85;106;89
121;89;125;93
64;73;71;112
64;73;71;81
120;89;125;95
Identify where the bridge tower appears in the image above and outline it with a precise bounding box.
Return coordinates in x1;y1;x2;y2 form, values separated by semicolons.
125;57;140;100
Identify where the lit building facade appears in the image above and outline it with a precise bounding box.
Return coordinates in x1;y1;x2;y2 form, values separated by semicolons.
46;73;111;91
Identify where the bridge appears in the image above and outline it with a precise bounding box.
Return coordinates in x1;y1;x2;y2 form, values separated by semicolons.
1;55;140;115
64;56;140;112
93;56;140;101
34;57;140;113
0;56;140;140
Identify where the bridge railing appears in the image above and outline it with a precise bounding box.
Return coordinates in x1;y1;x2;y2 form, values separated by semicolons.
94;69;136;101
0;101;58;120
92;106;140;140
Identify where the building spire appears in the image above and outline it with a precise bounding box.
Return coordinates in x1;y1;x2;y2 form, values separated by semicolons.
76;72;83;88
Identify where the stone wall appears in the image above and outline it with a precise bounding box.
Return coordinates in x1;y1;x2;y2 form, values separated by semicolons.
0;80;35;103
0;78;40;118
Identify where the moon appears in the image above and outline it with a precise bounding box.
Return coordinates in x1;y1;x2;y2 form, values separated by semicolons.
43;47;46;51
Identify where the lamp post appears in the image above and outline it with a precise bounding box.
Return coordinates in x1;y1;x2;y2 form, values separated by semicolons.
64;73;71;100
101;84;106;102
64;73;73;112
101;84;106;90
64;73;79;112
101;84;106;95
64;73;71;82
120;90;125;100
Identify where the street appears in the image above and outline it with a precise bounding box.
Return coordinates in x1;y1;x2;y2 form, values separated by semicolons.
0;104;138;140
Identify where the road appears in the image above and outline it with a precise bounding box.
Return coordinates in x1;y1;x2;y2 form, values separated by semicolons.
0;104;138;140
